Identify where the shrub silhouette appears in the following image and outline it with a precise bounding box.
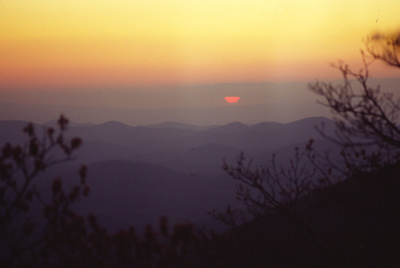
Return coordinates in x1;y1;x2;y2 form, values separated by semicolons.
210;31;400;267
0;116;197;268
309;31;400;173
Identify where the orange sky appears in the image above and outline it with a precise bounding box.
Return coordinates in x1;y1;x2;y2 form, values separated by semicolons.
1;0;399;90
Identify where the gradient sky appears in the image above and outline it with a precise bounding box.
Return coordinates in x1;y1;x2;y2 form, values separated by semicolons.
1;0;400;90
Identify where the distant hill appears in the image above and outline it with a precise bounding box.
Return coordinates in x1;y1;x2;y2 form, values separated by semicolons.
0;120;43;146
0;100;331;126
205;122;249;133
146;121;216;131
0;116;337;167
67;160;236;230
133;143;242;173
43;119;94;128
168;116;335;153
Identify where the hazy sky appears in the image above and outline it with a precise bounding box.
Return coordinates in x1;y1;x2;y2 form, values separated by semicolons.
1;0;400;91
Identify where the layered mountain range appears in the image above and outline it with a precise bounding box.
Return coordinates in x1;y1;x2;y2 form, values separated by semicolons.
0;116;339;230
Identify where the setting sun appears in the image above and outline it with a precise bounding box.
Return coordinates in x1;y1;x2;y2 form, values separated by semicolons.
225;96;240;104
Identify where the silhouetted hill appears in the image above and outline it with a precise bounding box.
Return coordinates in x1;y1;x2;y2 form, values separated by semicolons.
74;140;133;163
248;137;340;168
172;116;334;153
205;122;249;133
43;119;93;128
0;120;42;146
0;117;338;173
147;121;216;131
236;116;335;152
129;143;240;173
0;99;331;126
167;143;241;173
250;121;283;131
68;160;236;230
91;120;132;131
208;162;400;267
65;123;197;153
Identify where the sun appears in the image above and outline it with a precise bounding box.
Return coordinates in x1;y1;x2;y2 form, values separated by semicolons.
225;96;240;104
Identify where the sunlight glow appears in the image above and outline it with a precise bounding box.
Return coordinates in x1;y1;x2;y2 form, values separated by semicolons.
0;0;399;89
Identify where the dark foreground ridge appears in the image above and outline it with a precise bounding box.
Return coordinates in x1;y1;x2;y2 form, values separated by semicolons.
206;162;400;267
